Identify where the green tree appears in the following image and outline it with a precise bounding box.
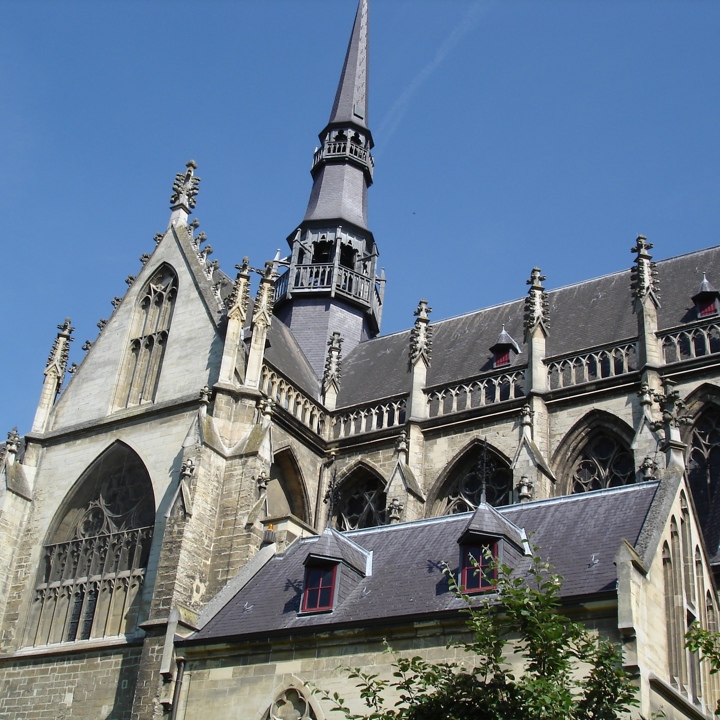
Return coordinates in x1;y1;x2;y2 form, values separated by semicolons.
686;624;720;716
317;553;638;720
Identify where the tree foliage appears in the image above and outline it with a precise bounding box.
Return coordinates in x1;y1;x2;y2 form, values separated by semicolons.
316;553;638;720
686;623;720;715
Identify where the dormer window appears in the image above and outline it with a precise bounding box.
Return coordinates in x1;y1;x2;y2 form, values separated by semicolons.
460;539;498;593
489;325;520;369
692;273;720;319
302;563;337;613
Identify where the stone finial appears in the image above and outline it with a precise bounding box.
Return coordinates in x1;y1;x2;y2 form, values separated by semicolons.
44;318;75;394
517;475;534;503
388;498;404;523
630;235;660;304
170;160;200;211
198;385;212;404
5;427;20;465
251;262;276;328
323;332;343;391
226;258;251;323
524;267;549;338
410;299;432;366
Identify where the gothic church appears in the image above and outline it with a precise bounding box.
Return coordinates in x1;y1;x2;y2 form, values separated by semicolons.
2;2;720;718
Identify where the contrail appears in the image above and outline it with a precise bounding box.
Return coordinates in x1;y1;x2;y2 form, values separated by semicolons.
378;1;490;150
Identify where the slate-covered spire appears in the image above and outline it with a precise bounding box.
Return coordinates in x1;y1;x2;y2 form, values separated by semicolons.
328;0;370;131
274;0;382;380
303;0;374;229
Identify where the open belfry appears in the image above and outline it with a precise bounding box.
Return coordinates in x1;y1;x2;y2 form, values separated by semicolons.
3;2;720;718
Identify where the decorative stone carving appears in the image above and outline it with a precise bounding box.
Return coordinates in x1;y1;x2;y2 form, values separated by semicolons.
524;267;549;337
44;318;75;395
111;296;122;309
170;160;200;211
153;232;164;245
139;253;150;265
227;258;251;323
410;299;432;366
256;471;268;495
323;332;343;391
125;275;136;287
640;455;658;481
4;427;20;466
388;497;404;523
631;235;660;304
252;262;276;328
650;379;692;432
517;475;534;502
198;386;212;405
97;318;107;331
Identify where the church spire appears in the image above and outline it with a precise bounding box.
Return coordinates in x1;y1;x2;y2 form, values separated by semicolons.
274;0;382;380
303;0;374;230
328;0;370;132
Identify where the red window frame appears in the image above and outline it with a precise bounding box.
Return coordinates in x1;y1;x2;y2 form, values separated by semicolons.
302;564;337;612
699;299;717;318
461;541;498;593
494;349;510;367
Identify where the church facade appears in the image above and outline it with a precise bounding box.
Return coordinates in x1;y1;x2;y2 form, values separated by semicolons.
2;1;720;718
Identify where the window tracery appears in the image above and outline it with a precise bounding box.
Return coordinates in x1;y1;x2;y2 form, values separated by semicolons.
117;265;177;408
436;444;512;514
333;469;386;531
687;408;720;548
570;433;634;493
263;689;317;720
26;444;154;647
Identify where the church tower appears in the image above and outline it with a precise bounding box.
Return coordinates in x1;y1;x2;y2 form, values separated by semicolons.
274;0;384;379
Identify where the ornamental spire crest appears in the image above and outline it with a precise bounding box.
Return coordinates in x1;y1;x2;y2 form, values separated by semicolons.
44;318;75;396
170;160;200;212
630;235;660;305
227;257;252;323
323;331;343;392
524;267;549;339
251;262;276;328
410;300;432;366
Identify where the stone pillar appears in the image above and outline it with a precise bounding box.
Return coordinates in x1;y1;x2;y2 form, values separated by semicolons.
218;258;251;387
523;268;551;468
31;318;74;434
407;300;432;422
245;262;276;391
322;332;343;411
631;235;663;393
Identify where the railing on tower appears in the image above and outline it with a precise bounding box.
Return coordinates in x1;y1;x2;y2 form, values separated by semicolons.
312;139;374;179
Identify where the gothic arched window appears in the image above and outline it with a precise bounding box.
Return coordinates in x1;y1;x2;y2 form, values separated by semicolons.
687;408;720;549
334;468;386;531
435;443;513;515
117;265;178;408
571;433;634;493
263;689;317;720
25;443;155;647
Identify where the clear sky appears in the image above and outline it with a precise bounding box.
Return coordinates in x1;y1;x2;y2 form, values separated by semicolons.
2;0;720;435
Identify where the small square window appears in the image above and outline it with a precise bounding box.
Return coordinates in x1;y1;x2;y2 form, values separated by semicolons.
699;299;717;318
461;541;498;593
494;350;510;368
302;564;337;612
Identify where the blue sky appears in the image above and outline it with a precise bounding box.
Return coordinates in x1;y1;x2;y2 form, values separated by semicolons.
2;0;720;435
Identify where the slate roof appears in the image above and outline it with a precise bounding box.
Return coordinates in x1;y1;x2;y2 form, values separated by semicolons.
187;482;658;645
335;246;720;407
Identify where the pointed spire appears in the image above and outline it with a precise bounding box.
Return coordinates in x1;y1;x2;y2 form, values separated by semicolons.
168;160;200;227
630;235;660;306
524;267;549;340
328;0;370;131
410;300;433;367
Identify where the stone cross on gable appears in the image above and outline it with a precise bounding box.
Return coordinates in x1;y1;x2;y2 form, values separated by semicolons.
170;160;200;211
